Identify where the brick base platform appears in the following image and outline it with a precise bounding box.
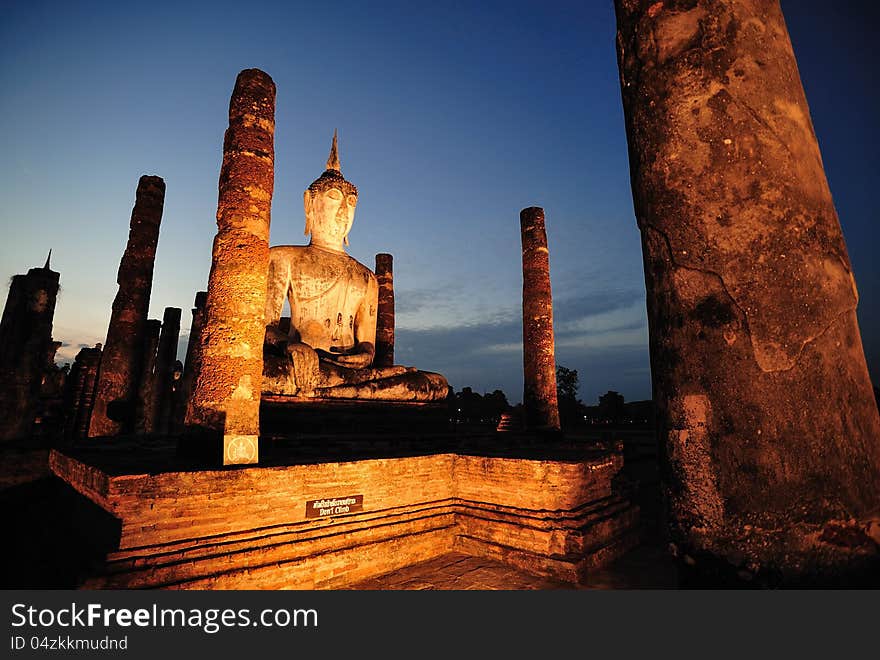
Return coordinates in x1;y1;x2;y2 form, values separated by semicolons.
49;443;638;589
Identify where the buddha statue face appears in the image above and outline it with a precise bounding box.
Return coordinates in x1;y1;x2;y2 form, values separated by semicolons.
304;132;359;251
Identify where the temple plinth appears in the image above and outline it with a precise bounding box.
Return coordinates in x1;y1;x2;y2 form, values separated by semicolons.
374;253;395;368
89;175;165;437
186;68;276;465
520;207;560;433
615;0;880;580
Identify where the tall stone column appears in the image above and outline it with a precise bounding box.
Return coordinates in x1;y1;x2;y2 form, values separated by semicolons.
134;319;161;435
520;207;560;432
174;291;207;434
186;69;275;466
153;306;181;436
89;175;165;437
615;0;880;579
0;257;60;442
374;253;395;368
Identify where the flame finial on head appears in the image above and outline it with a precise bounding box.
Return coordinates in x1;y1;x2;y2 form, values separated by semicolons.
326;129;340;172
307;130;358;198
44;249;52;270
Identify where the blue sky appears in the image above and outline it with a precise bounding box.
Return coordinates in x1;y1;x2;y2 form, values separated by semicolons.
1;1;878;405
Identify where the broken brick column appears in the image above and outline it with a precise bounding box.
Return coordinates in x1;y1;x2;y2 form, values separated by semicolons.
374;253;395;368
174;291;207;434
520;207;560;433
153;306;181;436
0;258;60;442
88;176;165;437
615;0;880;580
64;344;102;442
134;319;161;435
186;69;275;465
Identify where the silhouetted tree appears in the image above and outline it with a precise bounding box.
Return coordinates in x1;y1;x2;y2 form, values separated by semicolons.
450;387;511;427
598;390;626;424
556;364;586;429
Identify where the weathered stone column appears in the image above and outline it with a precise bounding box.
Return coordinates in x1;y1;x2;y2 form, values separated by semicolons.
174;291;207;434
89;176;165;437
153;307;181;436
0;257;60;442
134;319;161;435
615;0;880;580
520;207;560;432
186;69;275;466
374;253;395;368
64;344;102;442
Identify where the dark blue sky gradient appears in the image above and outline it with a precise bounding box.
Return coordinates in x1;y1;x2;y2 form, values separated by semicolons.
1;1;877;405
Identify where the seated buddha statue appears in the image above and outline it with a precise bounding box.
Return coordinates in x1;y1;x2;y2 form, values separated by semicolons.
262;133;448;402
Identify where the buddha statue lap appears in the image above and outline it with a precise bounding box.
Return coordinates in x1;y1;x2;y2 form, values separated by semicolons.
262;133;448;402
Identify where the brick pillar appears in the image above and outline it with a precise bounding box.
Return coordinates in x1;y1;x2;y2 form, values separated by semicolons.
174;291;207;434
186;69;275;466
0;263;60;442
64;344;102;442
0;259;60;442
153;306;181;436
520;207;560;432
615;0;880;579
89;175;165;437
134;319;161;435
374;253;395;367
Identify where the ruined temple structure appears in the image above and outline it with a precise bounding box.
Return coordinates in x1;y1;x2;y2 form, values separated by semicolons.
615;0;880;583
89;176;165;437
0;254;61;442
45;67;639;590
520;207;561;433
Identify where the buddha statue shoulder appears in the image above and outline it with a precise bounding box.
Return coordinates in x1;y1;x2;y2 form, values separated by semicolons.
262;132;448;402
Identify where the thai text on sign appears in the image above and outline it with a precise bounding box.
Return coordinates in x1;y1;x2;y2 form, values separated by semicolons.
305;494;364;518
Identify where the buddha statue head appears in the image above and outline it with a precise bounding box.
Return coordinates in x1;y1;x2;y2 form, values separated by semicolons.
304;130;359;252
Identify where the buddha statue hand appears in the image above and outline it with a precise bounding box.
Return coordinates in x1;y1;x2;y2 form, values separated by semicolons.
286;341;321;394
314;341;375;370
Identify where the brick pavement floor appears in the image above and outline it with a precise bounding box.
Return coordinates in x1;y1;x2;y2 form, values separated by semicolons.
350;543;678;590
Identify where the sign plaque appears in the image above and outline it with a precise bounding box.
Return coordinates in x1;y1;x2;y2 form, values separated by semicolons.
305;494;364;518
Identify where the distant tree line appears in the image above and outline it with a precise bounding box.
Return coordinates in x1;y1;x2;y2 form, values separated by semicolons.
445;365;655;430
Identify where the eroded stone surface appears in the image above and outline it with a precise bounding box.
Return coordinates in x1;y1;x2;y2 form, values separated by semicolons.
186;69;276;451
89;176;165;437
615;0;880;575
520;207;560;431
